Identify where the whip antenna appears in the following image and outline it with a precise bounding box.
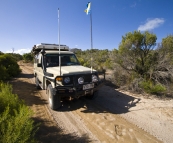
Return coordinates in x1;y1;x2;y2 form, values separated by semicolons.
58;8;61;76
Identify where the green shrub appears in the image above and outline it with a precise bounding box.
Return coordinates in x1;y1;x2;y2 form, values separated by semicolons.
0;54;21;81
75;49;112;70
23;53;33;62
0;82;38;143
0;65;8;81
140;80;166;94
6;53;23;61
0;51;4;55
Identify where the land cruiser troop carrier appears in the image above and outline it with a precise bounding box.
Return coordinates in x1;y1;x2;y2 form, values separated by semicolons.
32;43;103;110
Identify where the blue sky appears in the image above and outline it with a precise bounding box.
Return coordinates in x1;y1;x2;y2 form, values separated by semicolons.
0;0;172;54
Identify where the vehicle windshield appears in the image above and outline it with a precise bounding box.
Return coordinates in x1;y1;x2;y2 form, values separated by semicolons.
45;54;80;67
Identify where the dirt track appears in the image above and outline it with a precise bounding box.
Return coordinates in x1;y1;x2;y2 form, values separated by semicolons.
10;61;173;143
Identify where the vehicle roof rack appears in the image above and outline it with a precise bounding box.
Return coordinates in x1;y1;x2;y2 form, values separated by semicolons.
40;43;66;46
31;43;69;55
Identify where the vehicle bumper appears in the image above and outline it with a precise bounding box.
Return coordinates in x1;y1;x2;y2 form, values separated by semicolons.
54;81;104;98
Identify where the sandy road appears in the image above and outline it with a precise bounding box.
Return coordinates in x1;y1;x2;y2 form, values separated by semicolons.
10;61;173;143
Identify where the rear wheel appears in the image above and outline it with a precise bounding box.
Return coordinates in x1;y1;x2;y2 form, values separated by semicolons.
47;84;61;110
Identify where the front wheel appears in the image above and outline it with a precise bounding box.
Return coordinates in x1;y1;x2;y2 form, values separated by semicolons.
47;84;61;110
86;91;97;99
35;77;41;89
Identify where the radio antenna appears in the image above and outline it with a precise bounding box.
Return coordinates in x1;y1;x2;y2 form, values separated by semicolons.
90;11;93;73
58;8;61;76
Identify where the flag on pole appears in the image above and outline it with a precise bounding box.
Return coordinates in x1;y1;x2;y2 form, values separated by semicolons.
84;2;91;15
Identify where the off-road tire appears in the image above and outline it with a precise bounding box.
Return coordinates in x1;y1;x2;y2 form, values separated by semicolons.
86;91;97;99
47;84;61;110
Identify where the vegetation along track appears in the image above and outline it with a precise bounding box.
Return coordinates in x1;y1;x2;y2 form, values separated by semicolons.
11;61;166;143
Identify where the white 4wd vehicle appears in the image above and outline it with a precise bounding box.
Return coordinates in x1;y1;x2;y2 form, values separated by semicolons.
32;43;103;110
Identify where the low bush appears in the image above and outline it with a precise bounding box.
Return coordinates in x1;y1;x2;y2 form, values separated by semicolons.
139;80;166;95
0;54;21;81
23;53;33;62
0;82;38;143
6;53;23;61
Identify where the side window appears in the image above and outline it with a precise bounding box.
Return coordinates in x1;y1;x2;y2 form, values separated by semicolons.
70;55;78;63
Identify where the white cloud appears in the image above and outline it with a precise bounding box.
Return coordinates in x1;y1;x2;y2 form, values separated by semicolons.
5;48;31;55
138;18;165;31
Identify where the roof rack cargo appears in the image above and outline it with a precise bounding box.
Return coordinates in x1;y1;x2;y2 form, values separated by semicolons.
40;43;66;46
31;43;69;55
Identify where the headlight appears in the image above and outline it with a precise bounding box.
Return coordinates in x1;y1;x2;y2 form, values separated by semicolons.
92;75;98;82
64;77;70;83
78;77;84;84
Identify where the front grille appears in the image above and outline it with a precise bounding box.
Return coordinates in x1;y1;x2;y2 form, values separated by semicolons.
61;73;92;85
